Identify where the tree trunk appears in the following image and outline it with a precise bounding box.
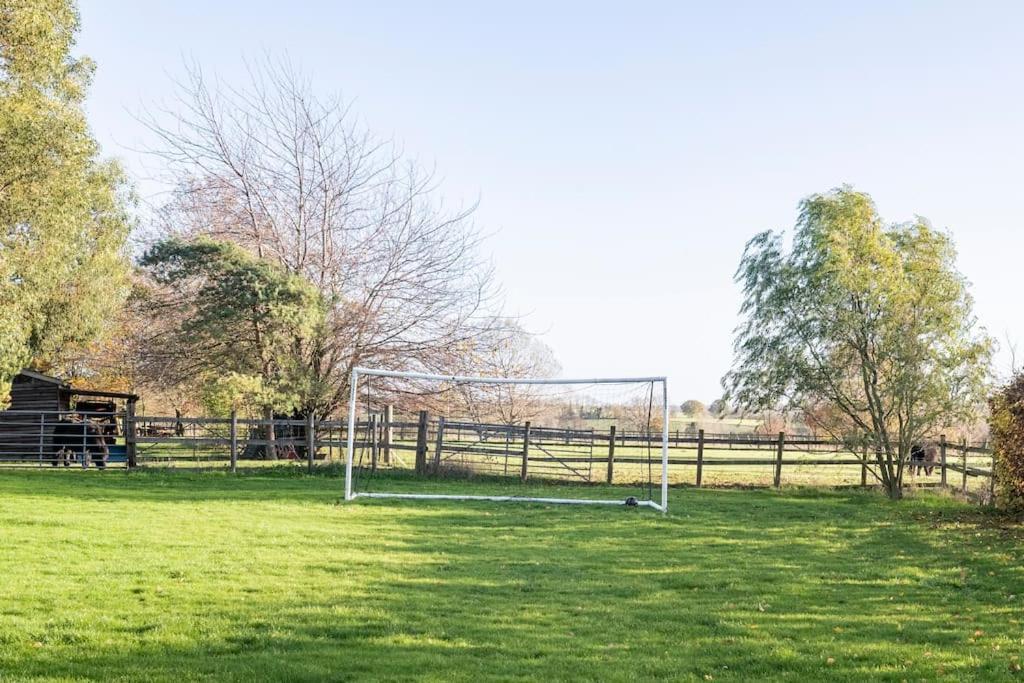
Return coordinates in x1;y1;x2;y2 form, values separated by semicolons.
871;445;903;500
883;450;903;500
263;405;278;460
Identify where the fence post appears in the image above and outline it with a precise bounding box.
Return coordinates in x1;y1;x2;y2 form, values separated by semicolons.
606;426;616;484
961;438;968;495
125;401;137;468
773;431;785;488
229;409;238;473
415;410;429;475
383;405;393;465
433;416;445;473
939;434;947;487
696;428;705;487
307;412;316;473
520;421;531;483
369;414;379;473
860;443;868;487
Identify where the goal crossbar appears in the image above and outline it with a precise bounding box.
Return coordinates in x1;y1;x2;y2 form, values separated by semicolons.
344;367;670;512
350;367;668;385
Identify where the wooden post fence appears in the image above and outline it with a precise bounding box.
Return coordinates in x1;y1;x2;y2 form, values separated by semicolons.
125;401;137;468
606;425;616;484
520;421;531;483
382;405;393;465
369;414;379;472
306;412;316;473
434;416;446;472
961;438;968;495
414;411;429;475
773;431;785;488
939;434;947;487
696;428;705;487
229;409;238;473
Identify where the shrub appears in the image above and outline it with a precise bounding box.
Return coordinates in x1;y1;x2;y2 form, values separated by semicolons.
989;373;1024;513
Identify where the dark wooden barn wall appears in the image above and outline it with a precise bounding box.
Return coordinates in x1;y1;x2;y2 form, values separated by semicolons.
0;375;68;458
8;375;67;412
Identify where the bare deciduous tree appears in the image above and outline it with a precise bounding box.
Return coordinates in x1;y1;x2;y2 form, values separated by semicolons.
452;321;560;426
139;58;501;414
612;393;664;434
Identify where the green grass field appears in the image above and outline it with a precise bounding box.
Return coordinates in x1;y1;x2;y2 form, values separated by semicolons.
0;469;1021;681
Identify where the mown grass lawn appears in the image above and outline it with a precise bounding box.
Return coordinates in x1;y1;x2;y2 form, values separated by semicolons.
0;469;1021;681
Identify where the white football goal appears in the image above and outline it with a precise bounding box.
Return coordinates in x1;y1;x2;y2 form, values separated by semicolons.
344;368;669;511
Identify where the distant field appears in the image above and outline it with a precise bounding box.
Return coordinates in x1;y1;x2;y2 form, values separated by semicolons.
576;414;765;434
0;469;1021;681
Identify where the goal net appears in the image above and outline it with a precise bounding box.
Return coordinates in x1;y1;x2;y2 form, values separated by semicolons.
344;368;669;511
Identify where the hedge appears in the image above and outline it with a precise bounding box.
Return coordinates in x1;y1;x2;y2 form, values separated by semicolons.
990;373;1024;513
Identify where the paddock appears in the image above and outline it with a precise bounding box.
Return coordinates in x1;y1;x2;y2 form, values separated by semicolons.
0;406;995;503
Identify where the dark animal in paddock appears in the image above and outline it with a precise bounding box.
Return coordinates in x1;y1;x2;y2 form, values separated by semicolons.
909;442;938;476
51;419;109;469
73;400;118;446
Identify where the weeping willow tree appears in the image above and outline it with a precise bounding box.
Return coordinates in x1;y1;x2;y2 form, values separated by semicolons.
0;0;132;403
723;187;992;499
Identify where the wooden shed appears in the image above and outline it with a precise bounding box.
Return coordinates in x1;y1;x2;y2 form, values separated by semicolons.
8;369;73;412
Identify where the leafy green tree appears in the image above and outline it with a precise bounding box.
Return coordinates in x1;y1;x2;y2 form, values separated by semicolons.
680;400;706;416
0;0;132;402
724;188;992;499
140;237;326;456
708;398;730;417
200;372;271;416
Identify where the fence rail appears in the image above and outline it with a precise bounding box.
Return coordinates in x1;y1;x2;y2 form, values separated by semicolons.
0;408;996;503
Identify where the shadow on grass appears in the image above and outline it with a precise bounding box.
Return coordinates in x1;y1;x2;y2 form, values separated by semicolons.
0;467;662;506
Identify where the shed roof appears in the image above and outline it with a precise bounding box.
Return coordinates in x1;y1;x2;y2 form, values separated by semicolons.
16;369;65;385
14;369;139;401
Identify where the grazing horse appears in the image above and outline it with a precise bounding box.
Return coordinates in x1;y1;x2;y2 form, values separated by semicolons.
51;419;109;468
909;442;938;476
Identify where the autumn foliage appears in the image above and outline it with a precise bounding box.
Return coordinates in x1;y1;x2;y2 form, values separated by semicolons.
989;373;1024;513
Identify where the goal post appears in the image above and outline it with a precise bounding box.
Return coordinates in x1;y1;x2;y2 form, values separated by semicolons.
344;367;670;512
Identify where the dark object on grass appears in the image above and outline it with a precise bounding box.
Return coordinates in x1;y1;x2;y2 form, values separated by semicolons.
625;496;639;507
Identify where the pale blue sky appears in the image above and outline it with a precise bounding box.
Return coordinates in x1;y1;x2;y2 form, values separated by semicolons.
78;1;1023;401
